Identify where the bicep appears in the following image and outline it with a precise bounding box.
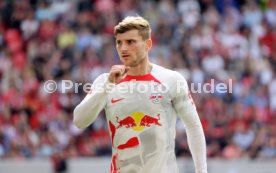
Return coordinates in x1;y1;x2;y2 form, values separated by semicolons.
171;74;199;126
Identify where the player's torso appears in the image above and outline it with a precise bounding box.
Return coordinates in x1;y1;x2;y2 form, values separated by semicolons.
105;78;174;146
105;73;179;173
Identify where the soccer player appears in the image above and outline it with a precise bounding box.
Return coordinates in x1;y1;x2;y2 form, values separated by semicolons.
73;16;207;173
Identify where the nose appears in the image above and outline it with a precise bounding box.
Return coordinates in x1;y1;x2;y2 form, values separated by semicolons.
121;42;128;51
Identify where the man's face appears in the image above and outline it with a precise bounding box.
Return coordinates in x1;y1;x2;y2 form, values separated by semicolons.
116;30;151;67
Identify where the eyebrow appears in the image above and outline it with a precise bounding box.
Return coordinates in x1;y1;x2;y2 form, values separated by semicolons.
126;39;136;42
116;38;137;42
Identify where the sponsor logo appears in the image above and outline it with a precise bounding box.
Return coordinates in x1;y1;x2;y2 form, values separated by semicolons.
111;98;125;104
116;112;161;131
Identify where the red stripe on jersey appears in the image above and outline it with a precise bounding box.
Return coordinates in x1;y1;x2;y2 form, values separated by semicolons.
109;121;116;147
110;155;117;173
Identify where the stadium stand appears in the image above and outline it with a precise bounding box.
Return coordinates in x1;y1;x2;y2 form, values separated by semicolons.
0;0;275;168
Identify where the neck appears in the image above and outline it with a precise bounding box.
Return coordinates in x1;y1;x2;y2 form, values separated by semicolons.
127;58;152;76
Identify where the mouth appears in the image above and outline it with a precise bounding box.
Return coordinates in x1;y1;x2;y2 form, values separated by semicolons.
122;55;130;58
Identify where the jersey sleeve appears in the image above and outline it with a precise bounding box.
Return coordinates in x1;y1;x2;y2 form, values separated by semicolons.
171;72;208;173
73;73;110;129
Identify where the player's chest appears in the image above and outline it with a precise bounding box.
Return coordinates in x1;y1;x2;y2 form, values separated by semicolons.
105;82;171;109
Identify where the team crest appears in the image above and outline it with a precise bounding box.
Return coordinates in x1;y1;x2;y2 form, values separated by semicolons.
149;93;163;104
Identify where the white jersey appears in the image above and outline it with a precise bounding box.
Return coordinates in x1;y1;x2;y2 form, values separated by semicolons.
74;64;207;173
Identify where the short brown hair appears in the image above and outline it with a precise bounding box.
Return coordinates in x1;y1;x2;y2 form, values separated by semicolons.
114;16;151;40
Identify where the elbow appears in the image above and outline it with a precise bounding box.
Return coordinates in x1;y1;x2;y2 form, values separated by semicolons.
73;106;87;129
73;118;85;129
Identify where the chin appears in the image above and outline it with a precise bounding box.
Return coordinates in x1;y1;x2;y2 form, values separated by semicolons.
122;61;132;66
126;62;137;67
121;59;139;67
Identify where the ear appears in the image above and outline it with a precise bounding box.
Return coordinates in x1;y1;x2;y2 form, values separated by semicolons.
145;39;152;50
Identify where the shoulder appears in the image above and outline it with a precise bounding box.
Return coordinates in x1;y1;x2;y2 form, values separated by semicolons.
93;73;109;83
152;64;187;83
152;64;189;97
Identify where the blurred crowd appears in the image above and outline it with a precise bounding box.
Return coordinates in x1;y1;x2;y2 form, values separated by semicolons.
0;0;276;161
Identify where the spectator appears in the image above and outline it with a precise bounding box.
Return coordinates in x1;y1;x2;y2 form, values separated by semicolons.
0;0;274;160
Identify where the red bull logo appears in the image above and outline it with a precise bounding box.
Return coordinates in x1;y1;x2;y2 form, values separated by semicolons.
116;112;161;131
140;114;161;127
116;116;136;129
